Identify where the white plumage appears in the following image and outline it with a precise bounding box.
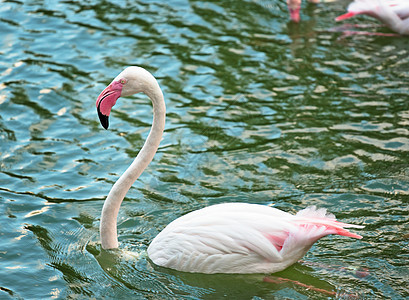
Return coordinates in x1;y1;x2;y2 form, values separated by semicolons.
148;203;363;274
96;67;363;275
336;0;409;35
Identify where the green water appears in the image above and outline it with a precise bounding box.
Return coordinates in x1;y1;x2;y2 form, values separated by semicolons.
0;0;408;299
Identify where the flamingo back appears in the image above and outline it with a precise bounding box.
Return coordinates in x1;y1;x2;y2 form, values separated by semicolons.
147;203;363;274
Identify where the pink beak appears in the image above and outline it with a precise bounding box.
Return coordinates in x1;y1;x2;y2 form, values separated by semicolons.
335;12;357;21
289;7;301;23
96;80;123;129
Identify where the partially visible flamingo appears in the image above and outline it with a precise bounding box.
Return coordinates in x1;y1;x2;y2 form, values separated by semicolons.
287;0;336;22
96;66;364;274
336;0;409;35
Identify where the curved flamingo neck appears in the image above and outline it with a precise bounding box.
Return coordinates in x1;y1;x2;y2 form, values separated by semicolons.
100;81;165;249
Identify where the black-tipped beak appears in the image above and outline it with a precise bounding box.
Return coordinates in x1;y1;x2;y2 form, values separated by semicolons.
97;102;109;130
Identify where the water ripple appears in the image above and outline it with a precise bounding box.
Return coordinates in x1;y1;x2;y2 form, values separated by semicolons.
0;0;408;299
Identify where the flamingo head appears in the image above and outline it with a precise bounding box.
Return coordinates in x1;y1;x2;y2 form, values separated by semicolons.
335;11;357;21
96;79;125;130
335;1;367;22
96;66;159;129
287;0;302;22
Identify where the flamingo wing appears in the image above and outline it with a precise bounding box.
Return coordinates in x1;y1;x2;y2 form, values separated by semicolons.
147;203;363;274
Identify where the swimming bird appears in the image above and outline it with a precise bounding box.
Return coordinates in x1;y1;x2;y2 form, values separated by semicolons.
335;0;409;35
96;66;364;274
287;0;336;22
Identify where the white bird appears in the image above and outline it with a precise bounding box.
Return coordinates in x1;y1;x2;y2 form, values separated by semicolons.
336;0;409;35
96;66;364;274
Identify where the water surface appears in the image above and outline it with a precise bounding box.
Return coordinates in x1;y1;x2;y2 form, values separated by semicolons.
0;0;408;299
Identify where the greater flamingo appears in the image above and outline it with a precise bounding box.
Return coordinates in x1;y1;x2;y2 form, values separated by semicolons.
336;0;409;35
96;66;364;274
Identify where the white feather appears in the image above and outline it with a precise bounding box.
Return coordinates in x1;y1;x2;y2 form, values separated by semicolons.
147;203;363;274
97;67;363;275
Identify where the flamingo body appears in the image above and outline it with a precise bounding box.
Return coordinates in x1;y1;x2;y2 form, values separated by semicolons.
336;0;409;35
148;203;362;274
96;66;363;274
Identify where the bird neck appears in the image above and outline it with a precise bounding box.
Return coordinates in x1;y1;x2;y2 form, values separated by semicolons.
100;86;166;249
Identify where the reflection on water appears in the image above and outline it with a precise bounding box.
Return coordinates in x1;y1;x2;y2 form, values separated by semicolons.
0;0;408;299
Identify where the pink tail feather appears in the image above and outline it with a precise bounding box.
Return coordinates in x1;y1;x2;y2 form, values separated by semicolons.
333;226;363;239
295;206;364;239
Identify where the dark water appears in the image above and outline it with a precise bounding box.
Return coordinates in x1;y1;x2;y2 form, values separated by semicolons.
1;0;408;299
